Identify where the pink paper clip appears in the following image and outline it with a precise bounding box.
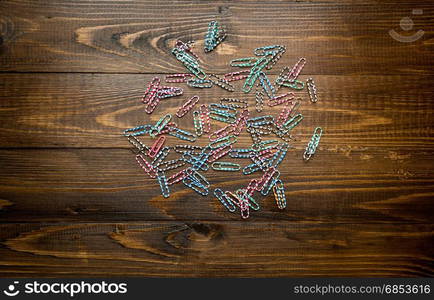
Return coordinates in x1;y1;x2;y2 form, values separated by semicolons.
267;92;294;107
148;136;166;158
208;144;232;163
142;77;160;104
256;167;278;191
244;179;259;197
209;124;235;141
167;169;188;185
136;154;157;178
233;109;249;136
199;104;211;133
223;70;250;82
165;73;193;83
286;58;306;82
176;95;200;118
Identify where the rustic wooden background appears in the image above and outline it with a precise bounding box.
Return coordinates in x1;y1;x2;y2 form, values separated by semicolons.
0;0;433;277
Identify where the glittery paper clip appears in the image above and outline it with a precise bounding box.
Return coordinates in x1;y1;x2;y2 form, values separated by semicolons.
199;104;211;133
225;191;249;219
209;124;235;142
229;148;252;159
233;109;249;136
168;127;197;142
256;167;279;192
210;110;237;124
183;152;209;171
208;74;235;92
187;78;213;88
220;98;248;109
303;127;322;161
156;158;186;172
142;77;160;104
204;21;227;53
247;115;274;128
148;136;166;158
273;179;286;209
211;161;240;172
214;188;236;212
208;144;232;163
236;189;260;211
306;78;318;103
282;113;303;133
258;72;275;98
167;169;188;186
156;86;183;99
174;144;203;155
156;170;170;198
255;86;264;112
230;57;257;68
149;114;172;137
223;70;250;82
267;92;294;107
286;57;307;82
176;95;200;118
136;154;157;178
123;124;153;137
151;146;171;165
165;73;193;83
127;136;149;154
269;142;290;168
209;135;237;150
280;79;305;90
183;175;209;196
192;110;203;137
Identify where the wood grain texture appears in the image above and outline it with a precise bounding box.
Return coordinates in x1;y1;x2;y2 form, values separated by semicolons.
0;222;433;277
0;0;433;278
1;1;433;74
0;73;433;149
0;148;432;223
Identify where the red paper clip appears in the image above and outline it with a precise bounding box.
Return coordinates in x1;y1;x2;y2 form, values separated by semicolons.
233;109;249;136
142;77;160;104
136;154;157;178
148;136;166;158
176;95;200;118
165;73;193;83
167;169;188;185
223;70;250;82
256;167;278;191
267;92;294;107
199;104;211;133
209;124;235;141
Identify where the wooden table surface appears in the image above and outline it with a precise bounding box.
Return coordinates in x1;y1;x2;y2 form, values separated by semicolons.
0;0;433;277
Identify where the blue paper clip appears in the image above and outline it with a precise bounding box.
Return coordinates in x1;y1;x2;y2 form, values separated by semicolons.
168;127;197;142
214;188;236;212
123;124;153;137
156;170;170;198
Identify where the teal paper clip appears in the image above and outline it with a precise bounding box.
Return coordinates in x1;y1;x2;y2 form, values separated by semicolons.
150;114;172;137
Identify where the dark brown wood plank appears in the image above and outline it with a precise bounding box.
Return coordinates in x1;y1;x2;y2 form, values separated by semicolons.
0;148;432;223
0;73;433;149
1;1;433;74
0;222;432;277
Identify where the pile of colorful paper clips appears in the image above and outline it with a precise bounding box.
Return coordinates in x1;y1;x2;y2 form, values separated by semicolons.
123;21;323;219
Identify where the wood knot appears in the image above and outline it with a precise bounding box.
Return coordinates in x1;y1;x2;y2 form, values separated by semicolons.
165;223;224;251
